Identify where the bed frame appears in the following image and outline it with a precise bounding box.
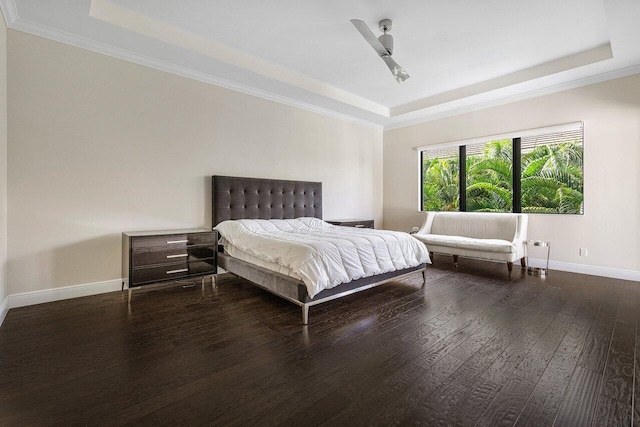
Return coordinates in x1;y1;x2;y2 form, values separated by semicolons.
212;175;427;324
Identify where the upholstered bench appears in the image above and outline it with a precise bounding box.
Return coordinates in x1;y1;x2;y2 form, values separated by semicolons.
413;211;529;274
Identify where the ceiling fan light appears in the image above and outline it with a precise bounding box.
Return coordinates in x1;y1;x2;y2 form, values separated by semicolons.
393;66;410;83
382;55;410;83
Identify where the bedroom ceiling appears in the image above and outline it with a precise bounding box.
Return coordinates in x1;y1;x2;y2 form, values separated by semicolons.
2;0;640;129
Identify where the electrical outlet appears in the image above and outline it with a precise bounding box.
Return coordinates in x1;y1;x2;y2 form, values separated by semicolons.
580;248;588;257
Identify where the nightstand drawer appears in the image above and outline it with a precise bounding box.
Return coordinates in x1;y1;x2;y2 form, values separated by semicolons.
131;232;217;250
132;235;188;249
131;259;215;286
132;247;216;268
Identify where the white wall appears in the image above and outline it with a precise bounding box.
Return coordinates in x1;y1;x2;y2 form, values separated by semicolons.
0;10;7;320
384;74;640;277
7;31;383;295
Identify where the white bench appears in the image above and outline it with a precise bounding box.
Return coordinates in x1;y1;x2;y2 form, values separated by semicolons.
413;211;528;274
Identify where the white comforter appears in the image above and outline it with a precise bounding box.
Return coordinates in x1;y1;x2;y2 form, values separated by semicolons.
215;217;430;298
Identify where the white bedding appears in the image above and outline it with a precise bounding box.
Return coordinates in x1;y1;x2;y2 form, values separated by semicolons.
215;217;430;298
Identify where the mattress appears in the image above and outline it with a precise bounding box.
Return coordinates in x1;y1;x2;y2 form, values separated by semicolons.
215;217;430;298
224;242;301;279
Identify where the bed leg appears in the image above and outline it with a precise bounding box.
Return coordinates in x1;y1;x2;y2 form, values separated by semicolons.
422;269;427;288
453;255;459;267
520;257;526;268
507;262;513;276
429;252;434;262
128;287;132;304
302;305;309;325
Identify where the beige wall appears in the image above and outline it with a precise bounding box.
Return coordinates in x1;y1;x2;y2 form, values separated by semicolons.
384;74;640;274
0;11;7;306
7;31;383;294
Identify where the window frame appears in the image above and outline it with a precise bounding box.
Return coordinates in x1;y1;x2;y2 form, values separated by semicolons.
418;122;584;215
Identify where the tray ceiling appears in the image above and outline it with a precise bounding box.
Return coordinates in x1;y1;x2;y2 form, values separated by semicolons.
2;0;640;129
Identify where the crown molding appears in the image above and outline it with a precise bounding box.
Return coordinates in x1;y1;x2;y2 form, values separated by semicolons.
0;0;18;25
383;63;640;131
7;16;384;130
4;0;640;133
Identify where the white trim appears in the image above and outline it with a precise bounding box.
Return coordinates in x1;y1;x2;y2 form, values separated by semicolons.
527;258;640;282
0;0;18;25
7;18;383;131
8;278;124;309
4;4;640;132
384;63;640;131
0;296;8;327
414;121;583;152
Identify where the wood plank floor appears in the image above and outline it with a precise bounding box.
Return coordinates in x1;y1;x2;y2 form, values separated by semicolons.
1;255;639;426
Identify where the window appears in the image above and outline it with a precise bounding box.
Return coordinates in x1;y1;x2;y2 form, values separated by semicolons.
419;123;584;214
420;147;459;211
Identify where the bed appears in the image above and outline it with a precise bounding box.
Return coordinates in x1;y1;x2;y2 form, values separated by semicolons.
212;175;428;324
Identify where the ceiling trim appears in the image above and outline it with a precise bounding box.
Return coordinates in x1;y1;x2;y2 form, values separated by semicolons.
89;0;389;118
0;0;18;25
3;0;640;133
5;13;383;130
383;63;640;131
390;44;613;117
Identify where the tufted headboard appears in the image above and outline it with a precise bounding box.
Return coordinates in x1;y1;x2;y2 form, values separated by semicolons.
212;176;323;226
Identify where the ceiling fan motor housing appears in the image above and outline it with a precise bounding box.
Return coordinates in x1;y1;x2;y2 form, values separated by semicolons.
378;33;393;55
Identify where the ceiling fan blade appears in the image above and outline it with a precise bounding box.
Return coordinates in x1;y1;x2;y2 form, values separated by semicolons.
350;19;389;57
382;55;410;83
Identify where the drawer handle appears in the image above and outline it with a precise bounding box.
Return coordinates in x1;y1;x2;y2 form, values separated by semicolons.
355;224;365;228
166;268;188;274
166;254;188;259
166;240;188;244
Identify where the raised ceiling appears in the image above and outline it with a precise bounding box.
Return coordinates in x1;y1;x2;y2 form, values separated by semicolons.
2;0;640;129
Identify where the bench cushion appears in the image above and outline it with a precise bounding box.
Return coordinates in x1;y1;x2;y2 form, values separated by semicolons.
430;212;518;241
415;234;516;254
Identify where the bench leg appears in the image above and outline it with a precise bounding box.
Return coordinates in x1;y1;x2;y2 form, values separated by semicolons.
453;255;459;267
302;305;309;325
520;257;526;268
422;269;427;288
507;262;513;275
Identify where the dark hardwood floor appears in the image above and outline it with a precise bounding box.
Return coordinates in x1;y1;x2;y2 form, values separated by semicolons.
1;256;638;426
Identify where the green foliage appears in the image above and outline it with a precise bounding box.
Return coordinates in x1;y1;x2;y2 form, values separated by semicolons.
421;139;583;214
466;139;513;212
422;156;459;211
521;141;583;214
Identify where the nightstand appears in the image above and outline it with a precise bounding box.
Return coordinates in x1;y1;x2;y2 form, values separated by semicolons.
122;229;217;302
326;219;374;229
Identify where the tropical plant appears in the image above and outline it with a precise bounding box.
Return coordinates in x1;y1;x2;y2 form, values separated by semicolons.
466;139;512;212
521;142;583;213
422;156;459;211
421;139;583;214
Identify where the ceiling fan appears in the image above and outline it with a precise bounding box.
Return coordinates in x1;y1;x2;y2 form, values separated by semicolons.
350;18;410;83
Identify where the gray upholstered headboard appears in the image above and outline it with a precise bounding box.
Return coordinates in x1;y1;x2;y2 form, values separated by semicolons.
212;176;322;226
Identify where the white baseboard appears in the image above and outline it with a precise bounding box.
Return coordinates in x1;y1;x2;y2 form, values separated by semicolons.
0;296;8;327
9;278;125;309
527;257;640;282
2;259;638;317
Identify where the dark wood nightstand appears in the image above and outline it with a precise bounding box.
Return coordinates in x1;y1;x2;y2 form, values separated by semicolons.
326;219;374;229
122;228;217;302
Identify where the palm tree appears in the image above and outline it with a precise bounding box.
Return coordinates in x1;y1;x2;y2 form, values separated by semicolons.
466;139;513;212
422;156;459;211
421;139;583;214
521;142;583;213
